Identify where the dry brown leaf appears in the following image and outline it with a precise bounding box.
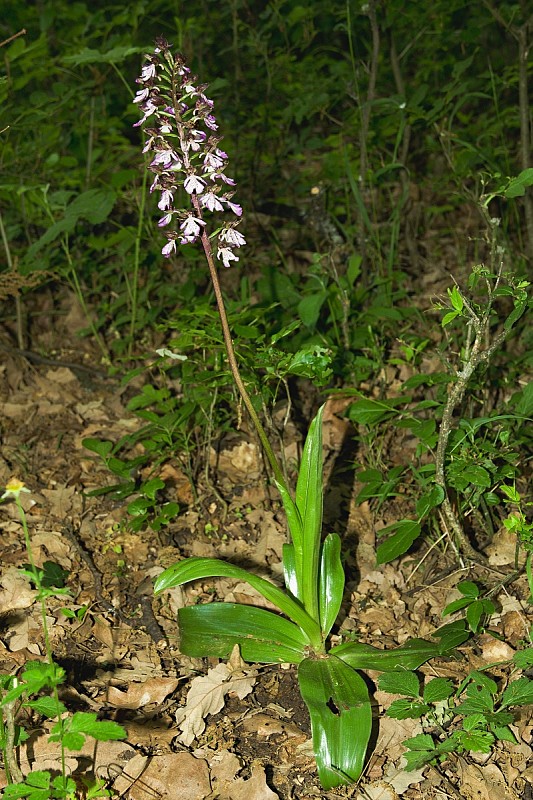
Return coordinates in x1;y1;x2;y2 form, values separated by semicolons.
0;568;36;613
112;751;210;800
455;757;517;800
176;656;256;746
107;677;180;709
214;762;279;800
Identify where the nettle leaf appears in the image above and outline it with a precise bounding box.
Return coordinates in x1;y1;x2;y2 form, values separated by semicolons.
423;678;454;704
501;677;533;709
298;655;372;790
25;697;65;718
179;603;309;664
378;670;420;698
386;699;430;720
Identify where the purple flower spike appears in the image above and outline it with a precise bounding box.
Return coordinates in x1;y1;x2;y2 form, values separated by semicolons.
134;39;245;266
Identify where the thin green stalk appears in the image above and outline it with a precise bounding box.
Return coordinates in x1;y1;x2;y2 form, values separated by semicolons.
128;168;148;356
193;199;289;496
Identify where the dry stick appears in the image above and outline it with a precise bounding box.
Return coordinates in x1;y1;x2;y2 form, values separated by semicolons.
0;29;26;49
434;288;510;562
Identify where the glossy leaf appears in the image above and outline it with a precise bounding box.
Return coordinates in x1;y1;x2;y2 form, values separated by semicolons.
298;655;372;789
295;404;325;620
154;556;322;647
331;638;445;671
318;534;344;638
282;543;298;599
178;603;309;664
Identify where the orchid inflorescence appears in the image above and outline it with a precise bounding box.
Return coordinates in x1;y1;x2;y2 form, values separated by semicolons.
134;38;245;267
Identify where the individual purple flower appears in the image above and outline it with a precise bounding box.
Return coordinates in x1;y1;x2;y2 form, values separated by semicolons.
217;247;239;268
133;88;150;104
180;215;206;239
139;63;157;82
184;174;206;194
200;191;224;212
162;239;176;257
158;189;174;211
133;99;158;127
224;200;242;217
219;227;246;247
158;213;173;227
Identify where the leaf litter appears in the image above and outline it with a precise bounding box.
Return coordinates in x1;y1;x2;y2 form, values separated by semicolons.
0;287;531;799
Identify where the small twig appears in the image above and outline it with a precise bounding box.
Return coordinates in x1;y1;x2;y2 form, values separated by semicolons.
4;696;24;784
0;29;26;49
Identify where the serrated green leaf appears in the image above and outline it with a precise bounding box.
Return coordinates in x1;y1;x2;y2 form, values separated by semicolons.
423;678;454;703
178;603;309;663
513;648;533;669
153;556;322;647
460;729;494;752
298;655;372;790
318;534;344;638
386;698;429;719
500;677;533;709
378;670;420;698
25;696;65;718
490;724;517;743
61;731;86;750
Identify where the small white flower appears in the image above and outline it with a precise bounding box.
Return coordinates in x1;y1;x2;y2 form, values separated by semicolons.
162;240;176;257
180;215;206;238
219;228;246;247
184;174;206;194
217;247;239;268
200;192;224;212
1;479;30;500
158;189;174;211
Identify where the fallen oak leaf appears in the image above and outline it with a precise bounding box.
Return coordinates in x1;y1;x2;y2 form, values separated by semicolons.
176;646;256;746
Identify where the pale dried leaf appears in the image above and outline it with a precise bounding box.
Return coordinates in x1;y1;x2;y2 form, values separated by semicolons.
176;662;256;746
107;677;180;709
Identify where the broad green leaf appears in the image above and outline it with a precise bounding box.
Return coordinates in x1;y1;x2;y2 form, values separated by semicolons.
318;534;344;638
346;398;400;426
416;484;445;518
82;438;113;458
331;637;442;672
376;520;421;564
282;543;298;598
378;671;420;698
153;556;322;647
298;655;372;789
295;404;325;620
503;168;533;198
178;603;309;664
297;290;328;328
466;600;487;632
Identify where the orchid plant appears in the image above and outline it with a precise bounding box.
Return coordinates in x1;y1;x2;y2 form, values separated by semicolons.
136;39;468;790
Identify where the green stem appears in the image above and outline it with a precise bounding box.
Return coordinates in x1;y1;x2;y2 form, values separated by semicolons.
16;497;68;786
128;168;148;356
194;208;288;495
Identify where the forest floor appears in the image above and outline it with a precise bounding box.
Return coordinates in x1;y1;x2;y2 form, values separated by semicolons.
0;286;531;800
